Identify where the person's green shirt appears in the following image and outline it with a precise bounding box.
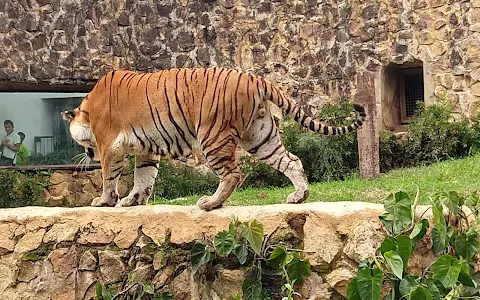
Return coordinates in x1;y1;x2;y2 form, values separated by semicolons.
16;144;28;166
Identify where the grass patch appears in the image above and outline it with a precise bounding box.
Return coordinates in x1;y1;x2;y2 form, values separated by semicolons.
150;154;480;206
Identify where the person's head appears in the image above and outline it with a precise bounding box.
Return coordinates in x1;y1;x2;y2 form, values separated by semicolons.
18;132;25;143
3;120;14;135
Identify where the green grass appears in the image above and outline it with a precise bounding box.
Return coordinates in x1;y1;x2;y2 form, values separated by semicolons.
150;154;480;206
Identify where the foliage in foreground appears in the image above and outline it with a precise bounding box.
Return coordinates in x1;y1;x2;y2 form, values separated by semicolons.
0;169;50;208
95;276;172;300
347;190;480;300
190;219;311;299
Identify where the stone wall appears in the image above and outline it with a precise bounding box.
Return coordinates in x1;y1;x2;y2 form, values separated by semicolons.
0;202;437;299
1;0;479;125
44;169;132;207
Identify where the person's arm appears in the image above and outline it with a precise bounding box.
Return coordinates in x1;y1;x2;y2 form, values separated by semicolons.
3;142;20;152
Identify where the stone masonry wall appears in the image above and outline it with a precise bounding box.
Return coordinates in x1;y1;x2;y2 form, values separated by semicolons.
1;0;480;122
0;203;438;300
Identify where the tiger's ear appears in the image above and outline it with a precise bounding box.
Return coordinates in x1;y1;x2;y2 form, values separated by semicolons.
61;110;75;121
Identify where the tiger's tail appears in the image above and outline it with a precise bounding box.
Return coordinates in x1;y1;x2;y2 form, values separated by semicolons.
267;82;366;136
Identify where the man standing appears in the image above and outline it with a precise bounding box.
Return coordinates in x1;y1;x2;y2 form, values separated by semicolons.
0;120;21;166
16;132;28;166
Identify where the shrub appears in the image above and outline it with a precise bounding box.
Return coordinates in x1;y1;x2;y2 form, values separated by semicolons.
0;170;50;208
403;103;472;165
279;101;359;182
379;131;406;172
152;160;218;200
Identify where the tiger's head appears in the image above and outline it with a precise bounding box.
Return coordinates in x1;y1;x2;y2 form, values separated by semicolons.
61;98;100;160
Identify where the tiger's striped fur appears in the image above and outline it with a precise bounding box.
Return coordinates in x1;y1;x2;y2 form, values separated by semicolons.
62;67;366;210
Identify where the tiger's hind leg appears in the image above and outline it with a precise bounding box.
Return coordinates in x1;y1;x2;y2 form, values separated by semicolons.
197;137;242;211
116;154;159;207
241;116;309;204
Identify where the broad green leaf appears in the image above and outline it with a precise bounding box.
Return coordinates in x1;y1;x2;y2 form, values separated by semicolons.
440;191;461;215
382;191;413;235
455;228;479;263
286;254;311;284
101;287;115;300
232;242;248;265
432;201;447;254
410;286;433;300
214;231;235;256
397;236;413;270
431;228;446;254
347;279;362;300
96;282;103;300
153;292;172;300
267;246;287;268
143;282;154;294
243;219;264;255
410;219;429;246
356;267;383;300
458;271;475;287
465;191;479;211
242;276;263;300
380;237;396;255
427;282;442;300
190;241;213;273
384;251;404;279
472;271;480;287
432;255;462;288
399;275;419;298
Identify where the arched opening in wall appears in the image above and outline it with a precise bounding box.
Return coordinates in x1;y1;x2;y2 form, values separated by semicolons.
0;82;97;170
381;61;425;132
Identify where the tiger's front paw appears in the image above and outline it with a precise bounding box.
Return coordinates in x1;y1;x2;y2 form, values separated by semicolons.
116;188;152;207
91;196;117;207
286;188;309;204
197;196;223;211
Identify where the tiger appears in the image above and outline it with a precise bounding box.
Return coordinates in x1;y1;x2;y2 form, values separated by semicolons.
61;67;366;211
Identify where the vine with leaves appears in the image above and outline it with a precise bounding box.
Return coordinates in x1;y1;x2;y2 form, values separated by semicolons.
347;190;480;300
190;219;311;299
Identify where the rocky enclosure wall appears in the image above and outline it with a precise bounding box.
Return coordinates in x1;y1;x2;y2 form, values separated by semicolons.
1;0;480;120
0;202;437;300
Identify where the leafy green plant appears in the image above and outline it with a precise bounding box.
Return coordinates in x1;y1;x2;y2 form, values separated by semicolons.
279;101;359;183
348;190;480;300
152;160;218;200
404;103;472;166
0;169;50;208
190;219;311;299
95;279;172;300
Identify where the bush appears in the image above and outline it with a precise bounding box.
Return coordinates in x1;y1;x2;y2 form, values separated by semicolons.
29;146;83;165
403;103;472;165
152;160;218;200
380;103;480;171
239;156;290;188
0;170;50;208
279;101;359;182
379;131;406;172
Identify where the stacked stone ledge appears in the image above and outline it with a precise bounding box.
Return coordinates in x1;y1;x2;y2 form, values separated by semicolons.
0;203;441;299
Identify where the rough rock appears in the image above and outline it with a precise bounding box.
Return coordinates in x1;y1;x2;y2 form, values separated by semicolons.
303;213;343;272
170;268;192;300
342;218;385;263
98;250;126;284
79;250;97;271
48;246;77;280
212;268;243;298
0;223;17;254
325;267;357;297
299;272;332;300
14;229;46;257
43;223;78;244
